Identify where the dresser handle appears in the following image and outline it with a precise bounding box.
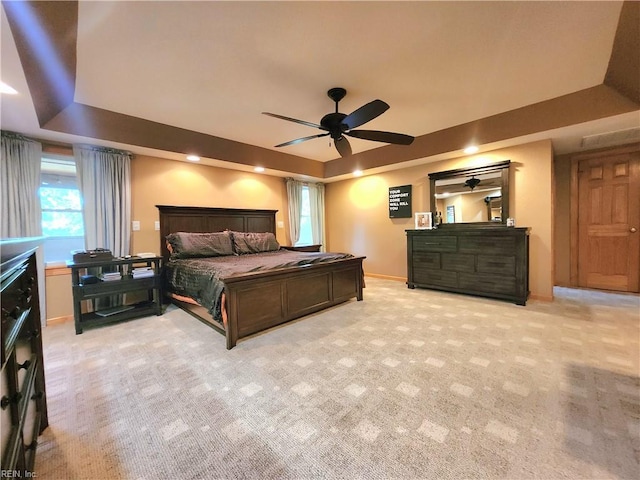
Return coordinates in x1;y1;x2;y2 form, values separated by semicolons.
25;329;40;340
18;359;31;370
1;392;22;409
24;440;37;451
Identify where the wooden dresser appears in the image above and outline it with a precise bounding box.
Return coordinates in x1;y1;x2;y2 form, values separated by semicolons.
1;238;48;476
406;226;529;305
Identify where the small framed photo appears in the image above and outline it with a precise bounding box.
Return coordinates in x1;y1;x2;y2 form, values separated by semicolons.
415;212;432;229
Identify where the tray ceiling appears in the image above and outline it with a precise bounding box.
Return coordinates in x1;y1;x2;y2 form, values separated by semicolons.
1;1;638;179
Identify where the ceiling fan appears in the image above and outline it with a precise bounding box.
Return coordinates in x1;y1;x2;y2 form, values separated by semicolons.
262;87;414;157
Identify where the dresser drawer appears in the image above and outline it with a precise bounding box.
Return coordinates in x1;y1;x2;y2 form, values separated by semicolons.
412;235;457;252
458;236;516;255
411;252;440;269
413;267;458;288
22;386;42;471
477;255;515;275
459;272;516;295
442;253;475;273
1;264;30;362
15;334;36;398
1;369;14;456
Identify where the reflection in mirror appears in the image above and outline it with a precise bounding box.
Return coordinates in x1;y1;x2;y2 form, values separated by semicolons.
434;171;502;223
429;160;510;225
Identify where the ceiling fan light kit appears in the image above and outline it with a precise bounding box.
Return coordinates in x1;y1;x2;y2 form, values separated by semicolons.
263;87;415;157
464;177;481;190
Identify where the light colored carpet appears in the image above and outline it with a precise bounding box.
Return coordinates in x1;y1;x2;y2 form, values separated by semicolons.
35;278;639;479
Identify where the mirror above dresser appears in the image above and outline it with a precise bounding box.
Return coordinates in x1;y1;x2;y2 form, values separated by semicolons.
429;160;510;225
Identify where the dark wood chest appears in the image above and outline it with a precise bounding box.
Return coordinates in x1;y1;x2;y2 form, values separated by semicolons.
1;240;48;475
406;226;529;305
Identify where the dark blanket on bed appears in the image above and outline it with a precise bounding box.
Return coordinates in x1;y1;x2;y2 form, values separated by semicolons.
166;249;355;321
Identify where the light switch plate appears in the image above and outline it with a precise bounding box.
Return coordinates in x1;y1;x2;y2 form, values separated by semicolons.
132;220;140;231
277;221;284;229
154;221;160;231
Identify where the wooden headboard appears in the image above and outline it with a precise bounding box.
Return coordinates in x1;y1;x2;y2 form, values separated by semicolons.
156;205;277;263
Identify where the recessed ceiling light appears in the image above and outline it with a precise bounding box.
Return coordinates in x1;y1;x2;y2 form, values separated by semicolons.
353;170;363;177
463;145;479;155
0;82;18;95
186;154;200;162
254;166;265;173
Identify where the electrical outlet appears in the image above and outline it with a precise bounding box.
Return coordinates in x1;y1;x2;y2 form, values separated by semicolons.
132;220;140;231
154;221;160;231
277;221;284;229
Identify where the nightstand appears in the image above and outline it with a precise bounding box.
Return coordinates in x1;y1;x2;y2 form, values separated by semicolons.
68;256;163;334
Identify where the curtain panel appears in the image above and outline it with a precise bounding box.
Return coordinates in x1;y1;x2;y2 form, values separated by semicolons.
308;182;325;251
74;145;132;257
285;178;325;250
0;131;42;238
285;178;302;246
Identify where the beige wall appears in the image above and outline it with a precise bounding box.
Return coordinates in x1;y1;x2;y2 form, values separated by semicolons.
44;140;555;321
45;154;292;321
130;155;290;255
325;139;554;301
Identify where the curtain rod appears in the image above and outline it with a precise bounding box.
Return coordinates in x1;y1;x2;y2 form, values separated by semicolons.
74;144;133;156
1;130;39;143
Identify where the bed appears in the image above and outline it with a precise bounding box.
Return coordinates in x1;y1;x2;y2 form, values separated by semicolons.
157;205;365;349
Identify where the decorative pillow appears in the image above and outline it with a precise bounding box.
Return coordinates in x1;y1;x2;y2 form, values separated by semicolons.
166;231;234;258
230;231;280;254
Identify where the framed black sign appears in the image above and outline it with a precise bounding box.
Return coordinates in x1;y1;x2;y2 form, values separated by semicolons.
389;185;412;218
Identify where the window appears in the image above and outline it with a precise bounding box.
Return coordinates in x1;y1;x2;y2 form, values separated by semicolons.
40;156;85;263
296;185;313;246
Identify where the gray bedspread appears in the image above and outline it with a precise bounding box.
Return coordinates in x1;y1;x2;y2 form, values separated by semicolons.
166;249;355;321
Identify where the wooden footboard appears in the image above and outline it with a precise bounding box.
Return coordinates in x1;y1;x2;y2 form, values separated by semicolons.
223;256;364;349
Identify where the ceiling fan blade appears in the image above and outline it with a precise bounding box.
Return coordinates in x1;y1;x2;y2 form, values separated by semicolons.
335;136;352;157
347;129;414;145
275;133;329;148
262;112;325;130
342;99;389;130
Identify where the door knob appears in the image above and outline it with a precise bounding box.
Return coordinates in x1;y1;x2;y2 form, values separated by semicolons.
631;227;638;233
